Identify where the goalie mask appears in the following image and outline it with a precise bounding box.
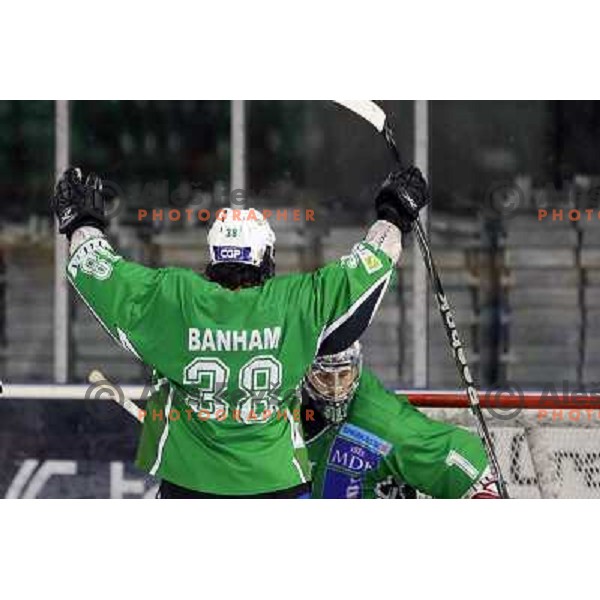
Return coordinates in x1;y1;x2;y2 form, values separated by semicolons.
206;208;276;286
303;342;363;425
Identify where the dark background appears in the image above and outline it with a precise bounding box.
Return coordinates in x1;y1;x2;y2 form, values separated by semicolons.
2;100;600;389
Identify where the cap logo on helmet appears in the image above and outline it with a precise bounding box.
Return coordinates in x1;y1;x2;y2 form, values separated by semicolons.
213;246;252;262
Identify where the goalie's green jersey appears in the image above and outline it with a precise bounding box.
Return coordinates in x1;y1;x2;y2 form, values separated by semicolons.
67;235;394;495
306;369;489;498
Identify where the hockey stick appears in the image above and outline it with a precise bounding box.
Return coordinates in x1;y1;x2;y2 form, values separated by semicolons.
333;101;509;498
88;369;144;423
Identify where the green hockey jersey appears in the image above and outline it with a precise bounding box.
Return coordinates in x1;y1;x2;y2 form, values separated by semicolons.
305;368;489;498
67;234;395;495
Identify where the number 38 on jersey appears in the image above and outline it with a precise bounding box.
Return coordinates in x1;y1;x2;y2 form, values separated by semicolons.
182;355;284;424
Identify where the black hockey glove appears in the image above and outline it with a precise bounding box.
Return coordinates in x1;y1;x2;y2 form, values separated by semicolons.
51;167;107;239
374;166;430;233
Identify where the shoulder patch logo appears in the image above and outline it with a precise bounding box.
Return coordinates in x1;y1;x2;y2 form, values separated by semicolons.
356;245;382;274
67;238;120;280
81;255;114;280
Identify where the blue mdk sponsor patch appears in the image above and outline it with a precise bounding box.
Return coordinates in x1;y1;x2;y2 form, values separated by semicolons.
327;436;380;473
322;424;392;498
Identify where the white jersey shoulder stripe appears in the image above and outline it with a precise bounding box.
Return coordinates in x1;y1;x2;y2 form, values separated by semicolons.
150;386;174;476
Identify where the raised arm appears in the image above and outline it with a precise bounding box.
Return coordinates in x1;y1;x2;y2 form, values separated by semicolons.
312;166;430;355
51;168;178;361
67;226;169;356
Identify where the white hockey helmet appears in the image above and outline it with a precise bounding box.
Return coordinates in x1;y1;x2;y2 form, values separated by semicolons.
207;208;276;267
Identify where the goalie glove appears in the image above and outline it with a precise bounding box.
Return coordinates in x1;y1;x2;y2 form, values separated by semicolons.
51;167;107;239
464;466;501;499
374;166;430;233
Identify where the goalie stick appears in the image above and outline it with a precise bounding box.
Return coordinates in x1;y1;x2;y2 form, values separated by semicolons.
88;369;144;423
333;101;509;498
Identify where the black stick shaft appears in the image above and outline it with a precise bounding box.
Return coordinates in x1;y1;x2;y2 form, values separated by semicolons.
413;221;509;498
381;122;509;498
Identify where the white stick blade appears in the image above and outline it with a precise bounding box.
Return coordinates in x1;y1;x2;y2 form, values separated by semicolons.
333;100;387;132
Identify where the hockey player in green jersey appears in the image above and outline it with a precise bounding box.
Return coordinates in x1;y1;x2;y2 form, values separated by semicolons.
302;342;500;498
51;166;430;498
